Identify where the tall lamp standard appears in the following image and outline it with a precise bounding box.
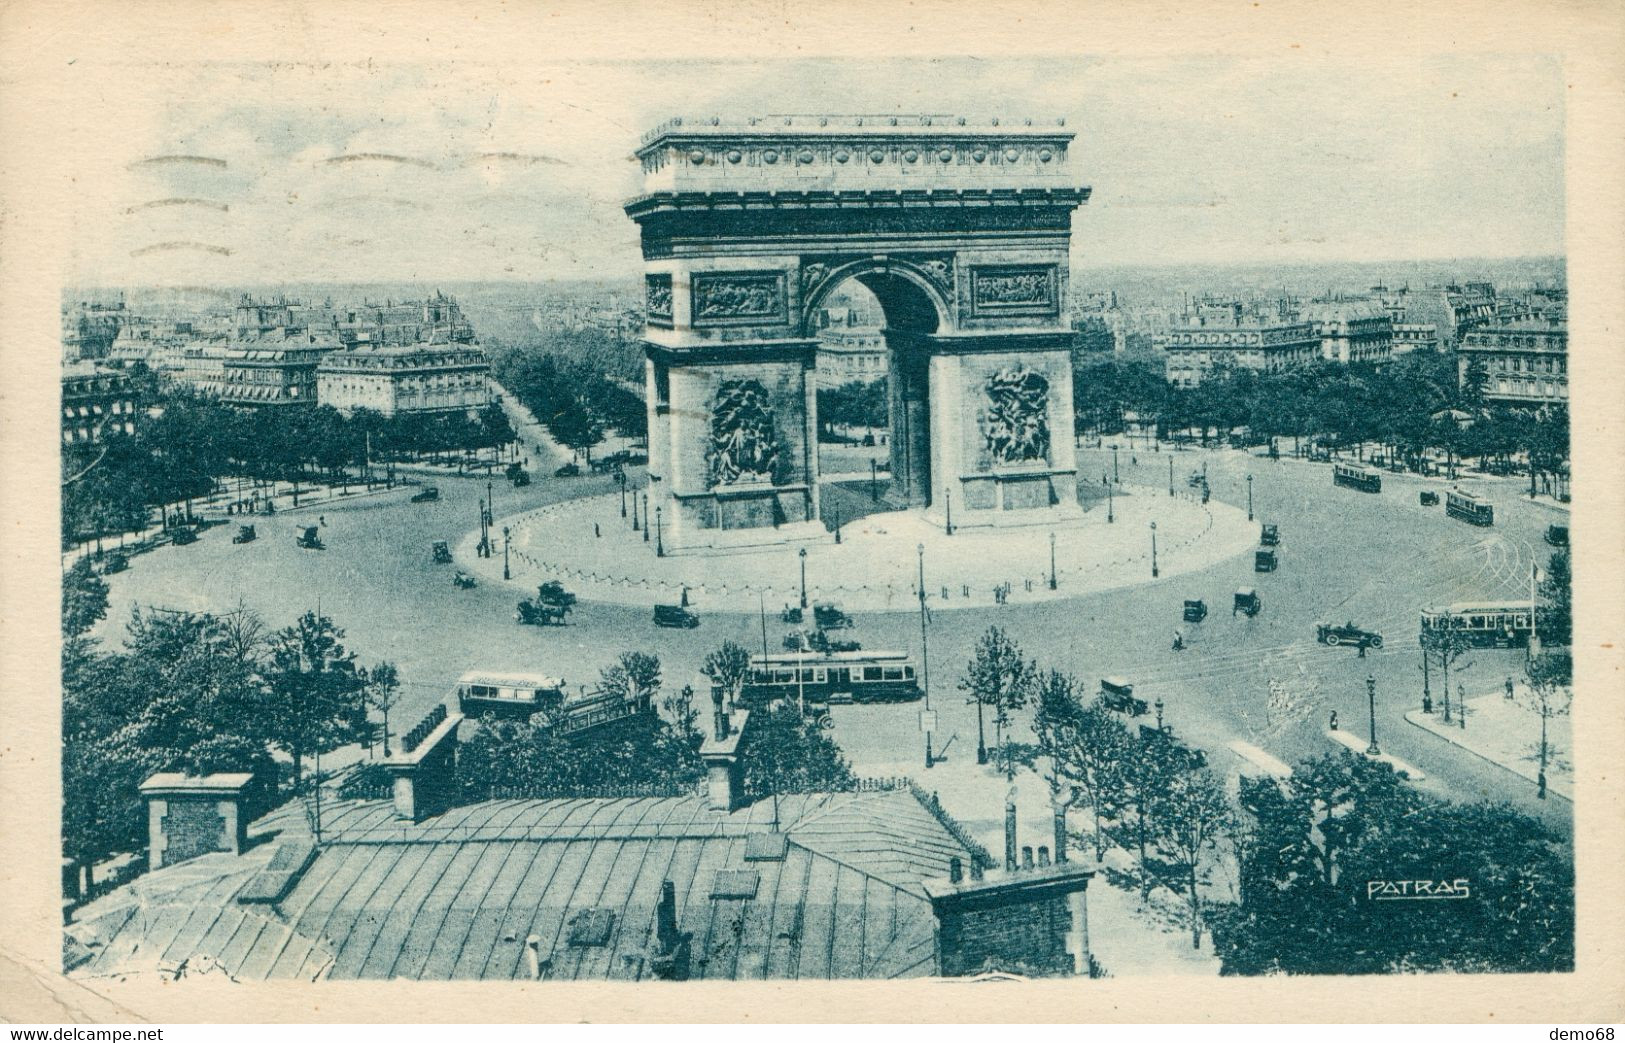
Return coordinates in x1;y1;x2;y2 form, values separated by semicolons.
1246;473;1254;521
1107;480;1114;523
655;506;663;557
642;493;650;542
1168;457;1174;497
1113;445;1120;484
798;547;808;609
1365;674;1380;755
1048;532;1058;590
1150;521;1159;578
617;471;627;518
944;487;953;536
918;542;934;769
502;526;511;580
1155;696;1165;731
870;458;879;503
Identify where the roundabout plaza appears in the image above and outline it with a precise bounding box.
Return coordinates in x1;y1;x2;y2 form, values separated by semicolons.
463;478;1255;614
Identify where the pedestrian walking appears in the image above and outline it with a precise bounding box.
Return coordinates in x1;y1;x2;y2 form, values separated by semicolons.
594;523;601;539
320;515;326;527
1329;710;1339;731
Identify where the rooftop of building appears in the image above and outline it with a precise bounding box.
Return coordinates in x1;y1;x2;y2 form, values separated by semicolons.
66;786;974;982
640;114;1073;148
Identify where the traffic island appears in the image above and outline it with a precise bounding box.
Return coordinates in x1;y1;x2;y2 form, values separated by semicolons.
1404;691;1572;800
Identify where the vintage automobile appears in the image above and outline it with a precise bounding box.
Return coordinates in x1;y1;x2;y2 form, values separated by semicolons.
453;570;477;589
232;524;257;544
516;598;570;626
1186;472;1206;488
1420;491;1440;507
1182;598;1208;623
410;486;440;503
1315;620;1383;648
781;604;804;625
537;581;577;607
511;470;531;487
101;552;129;574
813;601;854;630
1545;524;1569;547
431;540;453;564
1233;587;1262;617
170;525;198;546
1100;677;1149;716
1254;549;1279;572
296;526;324;550
1259;523;1280;546
553;462;581;478
808;628;862;654
653;604;700;629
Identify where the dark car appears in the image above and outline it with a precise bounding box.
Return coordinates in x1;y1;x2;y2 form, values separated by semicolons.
1545;524;1569;547
516;599;569;626
1233;587;1261;617
813;601;853;629
1259;523;1280;546
296;526;324;550
511;470;531;487
654;604;700;629
1420;491;1440;506
1100;677;1148;716
170;526;198;546
1254;549;1278;572
101;552;129;574
1182;598;1208;623
410;486;440;503
232;524;257;544
453;569;477;589
808;628;861;654
553;462;581;478
432;540;453;564
1315;620;1382;649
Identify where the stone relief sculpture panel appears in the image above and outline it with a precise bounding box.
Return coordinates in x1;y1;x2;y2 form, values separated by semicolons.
692;272;786;325
646;274;673;325
970;265;1058;315
707;379;784;487
980;366;1052;466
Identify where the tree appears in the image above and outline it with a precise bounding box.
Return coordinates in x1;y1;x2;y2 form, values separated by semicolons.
1147;761;1234;949
1538;549;1571;645
1030;670;1086;858
1214;751;1572;974
959;626;1036;780
62;558;109;640
1101;730;1182;899
264;612;367;788
738;702;857;826
599;652;663;712
363;661;403;756
660;683;701;747
1521;650;1573;799
701;641;753;709
1421;618;1474;724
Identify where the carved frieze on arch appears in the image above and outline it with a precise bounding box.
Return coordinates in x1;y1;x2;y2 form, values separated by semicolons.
797;254;955;338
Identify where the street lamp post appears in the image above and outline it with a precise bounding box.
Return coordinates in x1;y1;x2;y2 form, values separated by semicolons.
1049;532;1057;590
503;526;511;580
798;547;808;609
618;472;627;518
1155;696;1165;731
944;487;953;536
1112;445;1119;484
918;542;933;769
870;458;879;503
1107;480;1114;523
1246;474;1254;521
655;507;663;557
1168;457;1174;497
834;503;842;544
1366;674;1380;756
1421;644;1433;714
1150;521;1159;578
632;489;639;531
642;493;650;542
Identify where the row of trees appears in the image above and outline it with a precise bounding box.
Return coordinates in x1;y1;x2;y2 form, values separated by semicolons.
957;624;1574;971
62;563;401;884
62;383;515;550
488;339;646;463
1073;354;1568;491
817;380;889;437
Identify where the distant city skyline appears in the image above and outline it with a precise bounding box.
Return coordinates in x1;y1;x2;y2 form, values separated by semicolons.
63;55;1564;286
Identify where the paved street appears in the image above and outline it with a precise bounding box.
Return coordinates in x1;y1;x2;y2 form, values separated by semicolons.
95;442;1573;844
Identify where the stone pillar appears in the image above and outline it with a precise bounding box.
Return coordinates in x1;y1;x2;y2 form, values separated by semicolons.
700;709;751;811
382;708;464;822
139;772;255;870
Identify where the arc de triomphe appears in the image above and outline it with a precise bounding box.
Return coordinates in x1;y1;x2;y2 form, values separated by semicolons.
624;116;1091;553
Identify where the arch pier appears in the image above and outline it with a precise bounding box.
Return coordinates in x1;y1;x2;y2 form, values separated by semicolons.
625;115;1092;553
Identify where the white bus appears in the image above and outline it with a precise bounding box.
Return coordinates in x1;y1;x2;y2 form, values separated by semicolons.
1420;602;1533;648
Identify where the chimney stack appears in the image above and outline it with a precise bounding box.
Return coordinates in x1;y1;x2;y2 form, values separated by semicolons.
524;935;542;980
710;685;730;740
649;878;691;980
700;709;750;811
1022;846;1034;870
1038;846;1051;867
139;772;254;869
381;706;464;822
1004;793;1018;872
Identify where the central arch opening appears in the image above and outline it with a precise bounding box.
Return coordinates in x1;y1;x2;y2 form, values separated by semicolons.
811;268;942;532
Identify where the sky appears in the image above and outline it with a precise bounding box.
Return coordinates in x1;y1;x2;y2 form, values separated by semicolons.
63;54;1565;287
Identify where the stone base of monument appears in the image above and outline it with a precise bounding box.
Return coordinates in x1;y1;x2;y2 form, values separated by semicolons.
661;518;831;555
922;500;1087;533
